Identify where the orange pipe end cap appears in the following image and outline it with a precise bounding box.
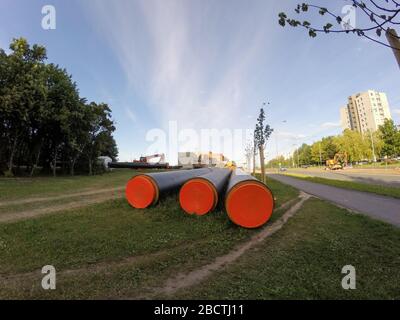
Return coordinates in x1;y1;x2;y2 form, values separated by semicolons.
226;182;274;228
125;175;157;209
179;179;217;215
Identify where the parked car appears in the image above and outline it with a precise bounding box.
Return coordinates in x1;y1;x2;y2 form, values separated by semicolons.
279;167;288;172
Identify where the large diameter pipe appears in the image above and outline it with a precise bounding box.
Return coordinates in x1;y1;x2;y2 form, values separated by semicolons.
125;168;211;209
109;162;169;169
225;169;274;228
179;168;232;215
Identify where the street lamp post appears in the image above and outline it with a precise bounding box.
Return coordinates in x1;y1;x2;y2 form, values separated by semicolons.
369;130;377;163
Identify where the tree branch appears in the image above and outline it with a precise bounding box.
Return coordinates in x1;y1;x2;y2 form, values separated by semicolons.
278;1;400;50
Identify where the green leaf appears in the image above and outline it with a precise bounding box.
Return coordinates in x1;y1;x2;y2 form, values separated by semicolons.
319;8;328;15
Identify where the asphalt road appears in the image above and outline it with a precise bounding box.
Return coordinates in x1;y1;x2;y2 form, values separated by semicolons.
287;169;400;187
268;174;400;227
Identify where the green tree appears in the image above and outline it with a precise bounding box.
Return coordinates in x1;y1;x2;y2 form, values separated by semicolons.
82;102;116;175
310;141;324;165
379;119;400;157
321;136;339;160
0;38;47;175
267;155;292;168
254;104;273;183
335;129;369;163
41;64;82;176
0;38;118;176
296;143;312;166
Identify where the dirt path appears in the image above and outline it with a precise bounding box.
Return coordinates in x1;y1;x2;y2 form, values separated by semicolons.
151;192;310;297
0;187;125;207
0;190;124;224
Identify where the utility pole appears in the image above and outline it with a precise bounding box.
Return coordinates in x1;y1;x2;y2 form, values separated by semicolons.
369;130;377;163
386;28;400;69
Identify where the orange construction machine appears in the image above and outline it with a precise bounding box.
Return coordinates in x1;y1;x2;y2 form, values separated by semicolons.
326;152;348;170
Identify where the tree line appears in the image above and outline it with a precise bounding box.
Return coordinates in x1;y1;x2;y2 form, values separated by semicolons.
0;38;118;177
267;119;400;167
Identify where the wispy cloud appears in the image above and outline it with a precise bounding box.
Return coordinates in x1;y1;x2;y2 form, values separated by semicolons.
274;120;341;144
125;107;137;122
321;121;341;128
83;0;281;131
276;131;307;140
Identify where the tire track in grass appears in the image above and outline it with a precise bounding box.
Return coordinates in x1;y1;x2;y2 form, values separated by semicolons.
0;249;169;288
0;190;124;224
145;193;311;297
0;197;301;297
0;238;226;291
0;187;125;207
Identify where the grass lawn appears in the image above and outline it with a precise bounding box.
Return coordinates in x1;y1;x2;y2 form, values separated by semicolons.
0;169;138;202
0;177;299;299
174;198;400;299
352;162;400;169
2;171;399;299
284;173;400;199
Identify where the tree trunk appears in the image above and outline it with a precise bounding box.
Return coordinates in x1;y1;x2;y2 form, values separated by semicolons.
70;160;75;176
88;158;92;176
252;151;256;176
8;136;18;174
53;147;57;177
259;145;265;183
30;140;43;177
252;143;256;176
69;157;78;176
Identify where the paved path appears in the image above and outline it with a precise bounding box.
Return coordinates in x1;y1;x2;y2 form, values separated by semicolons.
268;174;400;227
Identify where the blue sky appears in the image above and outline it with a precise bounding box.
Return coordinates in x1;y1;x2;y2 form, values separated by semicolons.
1;0;400;163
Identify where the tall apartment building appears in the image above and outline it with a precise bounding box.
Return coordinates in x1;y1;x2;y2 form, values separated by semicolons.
340;90;392;134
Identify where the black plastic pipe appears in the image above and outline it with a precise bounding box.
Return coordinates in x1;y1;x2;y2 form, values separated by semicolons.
179;168;232;215
224;169;275;228
125;168;212;208
109;162;169;169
